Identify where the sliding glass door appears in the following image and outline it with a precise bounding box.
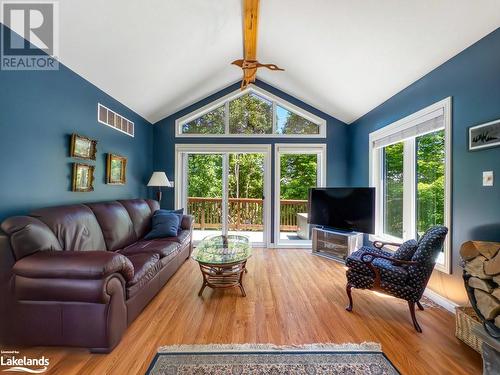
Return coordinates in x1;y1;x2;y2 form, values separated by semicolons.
186;154;224;240
176;145;271;246
274;144;326;247
227;153;265;243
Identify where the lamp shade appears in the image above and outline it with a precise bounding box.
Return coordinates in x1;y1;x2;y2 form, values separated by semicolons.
147;172;171;187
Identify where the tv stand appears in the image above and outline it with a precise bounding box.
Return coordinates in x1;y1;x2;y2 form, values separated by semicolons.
312;227;363;262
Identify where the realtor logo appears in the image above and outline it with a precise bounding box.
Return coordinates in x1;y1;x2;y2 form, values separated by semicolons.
0;350;49;373
1;1;59;70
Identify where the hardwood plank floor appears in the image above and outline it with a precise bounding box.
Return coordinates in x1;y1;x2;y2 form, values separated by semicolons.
11;249;481;374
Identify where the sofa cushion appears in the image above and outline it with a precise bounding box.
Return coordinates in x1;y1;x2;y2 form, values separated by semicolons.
346;246;408;285
411;226;448;263
161;229;191;244
346;246;393;276
125;253;162;298
393;239;418;261
1;216;62;260
13;250;134;282
375;259;408;284
144;213;179;240
146;199;160;213
30;204;106;251
86;201;137;251
126;253;161;286
118;199;153;239
118;239;179;259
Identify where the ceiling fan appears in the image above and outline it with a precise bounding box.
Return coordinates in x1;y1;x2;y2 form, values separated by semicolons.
232;0;284;89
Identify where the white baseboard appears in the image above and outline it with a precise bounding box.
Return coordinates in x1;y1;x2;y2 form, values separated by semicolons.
423;288;458;314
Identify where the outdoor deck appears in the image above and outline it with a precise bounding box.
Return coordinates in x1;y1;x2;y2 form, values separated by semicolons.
188;197;309;243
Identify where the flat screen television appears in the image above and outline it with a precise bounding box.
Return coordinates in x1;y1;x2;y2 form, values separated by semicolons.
308;187;375;234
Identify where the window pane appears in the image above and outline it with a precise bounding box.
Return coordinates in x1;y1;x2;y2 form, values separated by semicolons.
279;153;317;243
182;106;225;134
229;93;272;134
416;130;445;239
276;105;320;135
383;142;404;238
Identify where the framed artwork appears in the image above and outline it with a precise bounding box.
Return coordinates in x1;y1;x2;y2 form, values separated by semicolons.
469;119;500;151
70;134;97;160
107;153;127;184
72;163;95;192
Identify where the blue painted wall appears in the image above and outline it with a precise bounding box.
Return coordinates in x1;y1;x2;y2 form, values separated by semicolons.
348;28;500;304
153;80;349;241
0;25;153;222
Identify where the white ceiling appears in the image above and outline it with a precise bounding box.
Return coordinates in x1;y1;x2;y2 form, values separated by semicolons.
59;0;500;124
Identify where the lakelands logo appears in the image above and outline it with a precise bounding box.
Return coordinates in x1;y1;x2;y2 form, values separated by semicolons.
0;350;49;373
0;1;59;70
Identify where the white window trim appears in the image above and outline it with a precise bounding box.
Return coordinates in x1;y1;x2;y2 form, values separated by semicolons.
273;143;327;248
368;97;452;274
174;143;272;248
175;84;327;138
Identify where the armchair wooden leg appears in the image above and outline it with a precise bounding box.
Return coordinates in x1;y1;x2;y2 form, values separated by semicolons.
417;301;424;311
408;301;423;333
346;283;353;312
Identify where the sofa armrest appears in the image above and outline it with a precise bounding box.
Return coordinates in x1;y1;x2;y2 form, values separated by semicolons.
181;215;194;231
13;251;134;282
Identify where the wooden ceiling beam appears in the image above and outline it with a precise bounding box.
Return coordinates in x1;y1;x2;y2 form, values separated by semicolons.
242;0;259;85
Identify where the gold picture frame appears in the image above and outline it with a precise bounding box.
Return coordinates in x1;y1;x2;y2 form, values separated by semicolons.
106;153;127;184
72;163;95;192
70;134;97;160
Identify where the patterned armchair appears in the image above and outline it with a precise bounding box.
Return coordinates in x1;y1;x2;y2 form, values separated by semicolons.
345;226;448;332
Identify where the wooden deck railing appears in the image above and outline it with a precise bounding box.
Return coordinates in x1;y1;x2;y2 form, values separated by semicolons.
187;197;308;232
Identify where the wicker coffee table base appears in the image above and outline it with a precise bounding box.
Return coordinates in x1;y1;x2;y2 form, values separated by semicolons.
197;260;248;297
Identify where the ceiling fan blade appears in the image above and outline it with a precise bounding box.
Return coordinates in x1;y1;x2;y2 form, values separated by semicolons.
231;59;245;67
257;62;285;71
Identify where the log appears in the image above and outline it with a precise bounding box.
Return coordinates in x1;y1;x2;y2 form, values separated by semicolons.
469;277;495;293
465;256;492;279
461;241;500;260
494;275;500;286
484;251;500;276
492;288;500;301
475;289;500;320
460;241;480;260
477;241;500;259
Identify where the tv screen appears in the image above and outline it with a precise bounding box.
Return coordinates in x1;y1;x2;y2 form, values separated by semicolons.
308;188;375;234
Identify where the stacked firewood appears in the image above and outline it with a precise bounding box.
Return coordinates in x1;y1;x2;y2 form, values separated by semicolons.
460;241;500;329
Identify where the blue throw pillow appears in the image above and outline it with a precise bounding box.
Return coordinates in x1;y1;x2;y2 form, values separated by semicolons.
144;213;180;240
154;208;184;230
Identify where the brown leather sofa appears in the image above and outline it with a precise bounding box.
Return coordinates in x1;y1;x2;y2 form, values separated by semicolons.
0;199;193;353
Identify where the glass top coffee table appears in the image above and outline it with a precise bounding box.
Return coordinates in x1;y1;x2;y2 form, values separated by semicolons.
192;235;251;297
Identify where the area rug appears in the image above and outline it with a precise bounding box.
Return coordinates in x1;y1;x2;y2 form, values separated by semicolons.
146;343;400;374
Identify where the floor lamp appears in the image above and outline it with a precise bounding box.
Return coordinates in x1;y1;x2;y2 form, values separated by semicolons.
147;172;171;203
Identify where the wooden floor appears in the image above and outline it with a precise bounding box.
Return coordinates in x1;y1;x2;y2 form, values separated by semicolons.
18;249;481;375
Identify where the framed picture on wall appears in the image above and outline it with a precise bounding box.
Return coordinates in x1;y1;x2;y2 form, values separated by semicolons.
469;118;500;151
106;153;127;184
70;134;97;160
72;163;95;192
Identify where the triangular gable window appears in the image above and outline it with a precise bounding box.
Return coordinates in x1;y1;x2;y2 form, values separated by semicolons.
176;85;326;138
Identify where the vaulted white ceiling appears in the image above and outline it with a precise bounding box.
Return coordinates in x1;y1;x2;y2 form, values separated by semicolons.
59;0;500;124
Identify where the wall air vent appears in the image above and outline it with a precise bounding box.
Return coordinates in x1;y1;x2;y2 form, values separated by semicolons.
98;103;134;137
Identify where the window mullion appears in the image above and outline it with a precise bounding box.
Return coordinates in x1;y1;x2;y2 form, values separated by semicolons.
224;101;230;135
403;139;416;240
375;148;384;237
272;101;277;135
